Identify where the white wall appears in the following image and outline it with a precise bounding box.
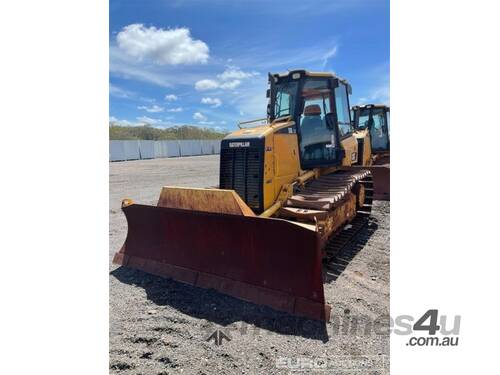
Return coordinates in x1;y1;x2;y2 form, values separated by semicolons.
138;140;155;159
110;140;220;161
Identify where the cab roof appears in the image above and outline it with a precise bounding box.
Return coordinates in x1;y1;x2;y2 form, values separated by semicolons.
272;69;350;87
352;104;390;110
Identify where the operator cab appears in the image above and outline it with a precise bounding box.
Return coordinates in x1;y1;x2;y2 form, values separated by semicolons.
352;104;390;153
267;70;354;169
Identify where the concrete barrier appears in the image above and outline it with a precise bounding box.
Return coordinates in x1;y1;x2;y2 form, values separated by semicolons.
165;140;180;157
110;139;220;161
201;140;215;154
138;140;155;159
110;140;126;161
179;140;202;156
154;141;164;158
123;140;140;160
213;140;221;154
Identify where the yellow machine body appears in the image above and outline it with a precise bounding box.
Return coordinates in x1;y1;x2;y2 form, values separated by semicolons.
224;118;365;213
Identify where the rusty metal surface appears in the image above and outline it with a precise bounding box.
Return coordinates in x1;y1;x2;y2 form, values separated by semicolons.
367;165;389;201
347;165;389;201
324;176;374;259
279;170;372;245
286;169;371;210
373;153;390;165
113;204;331;321
157;186;255;216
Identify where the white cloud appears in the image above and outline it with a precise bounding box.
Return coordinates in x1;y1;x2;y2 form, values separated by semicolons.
229;79;269;120
195;79;220;91
109;48;173;87
194;78;240;91
137;104;164;113
193;112;207;121
136;116;161;124
194;67;257;91
110;46;213;88
167;107;183;112
109;116;140;126
357;70;390;106
371;85;390;104
201;97;222;108
358;85;390;105
109;84;134;99
110;115;182;127
217;66;258;81
220;79;241;90
165;94;178;101
322;46;338;68
117;24;209;65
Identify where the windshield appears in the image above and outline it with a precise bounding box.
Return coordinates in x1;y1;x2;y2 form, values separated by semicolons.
272;81;299;119
356;108;371;129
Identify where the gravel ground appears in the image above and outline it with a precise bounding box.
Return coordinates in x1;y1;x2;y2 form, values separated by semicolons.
109;155;390;374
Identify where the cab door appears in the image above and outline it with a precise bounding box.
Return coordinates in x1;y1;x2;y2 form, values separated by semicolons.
296;79;341;169
369;107;390;152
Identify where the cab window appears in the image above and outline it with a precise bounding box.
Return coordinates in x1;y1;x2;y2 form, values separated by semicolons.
335;83;353;137
357;108;371;129
370;108;389;150
273;81;298;118
371;108;386;131
298;80;337;163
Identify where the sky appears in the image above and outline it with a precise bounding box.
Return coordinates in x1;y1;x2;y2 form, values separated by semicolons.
109;0;389;130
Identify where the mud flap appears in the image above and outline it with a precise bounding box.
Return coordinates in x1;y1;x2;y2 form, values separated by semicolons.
113;204;331;321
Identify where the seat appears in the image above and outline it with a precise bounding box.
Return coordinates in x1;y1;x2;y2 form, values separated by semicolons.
300;105;328;160
300;104;324;138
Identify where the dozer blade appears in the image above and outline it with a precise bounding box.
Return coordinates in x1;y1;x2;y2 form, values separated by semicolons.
367;164;390;200
113;203;331;321
346;165;390;201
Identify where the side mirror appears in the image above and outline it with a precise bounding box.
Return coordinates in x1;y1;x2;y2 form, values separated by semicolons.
325;112;336;130
266;89;270;98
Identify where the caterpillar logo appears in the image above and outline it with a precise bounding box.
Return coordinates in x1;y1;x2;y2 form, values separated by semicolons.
229;142;250;148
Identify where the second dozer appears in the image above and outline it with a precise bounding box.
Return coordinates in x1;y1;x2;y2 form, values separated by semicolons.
113;70;390;321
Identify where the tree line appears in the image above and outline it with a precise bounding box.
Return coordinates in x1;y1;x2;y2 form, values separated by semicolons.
109;124;229;140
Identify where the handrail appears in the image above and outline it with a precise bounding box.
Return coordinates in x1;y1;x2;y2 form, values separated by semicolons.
237;118;268;129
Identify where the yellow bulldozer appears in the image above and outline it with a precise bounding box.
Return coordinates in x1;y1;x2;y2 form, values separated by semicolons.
352;103;390;199
113;70;390;321
352;103;390;165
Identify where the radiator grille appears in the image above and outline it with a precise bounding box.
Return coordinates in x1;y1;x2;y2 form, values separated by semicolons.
220;146;263;211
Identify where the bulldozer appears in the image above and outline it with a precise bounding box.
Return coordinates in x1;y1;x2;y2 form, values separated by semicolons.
352;104;390;199
352;104;390;165
113;70;390;321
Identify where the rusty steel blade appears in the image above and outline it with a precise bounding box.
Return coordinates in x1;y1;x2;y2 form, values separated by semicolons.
113;204;331;321
345;165;389;201
366;165;390;201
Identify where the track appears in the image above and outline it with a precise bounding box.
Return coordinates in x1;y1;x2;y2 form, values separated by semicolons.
280;169;373;254
324;173;374;260
286;169;372;210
